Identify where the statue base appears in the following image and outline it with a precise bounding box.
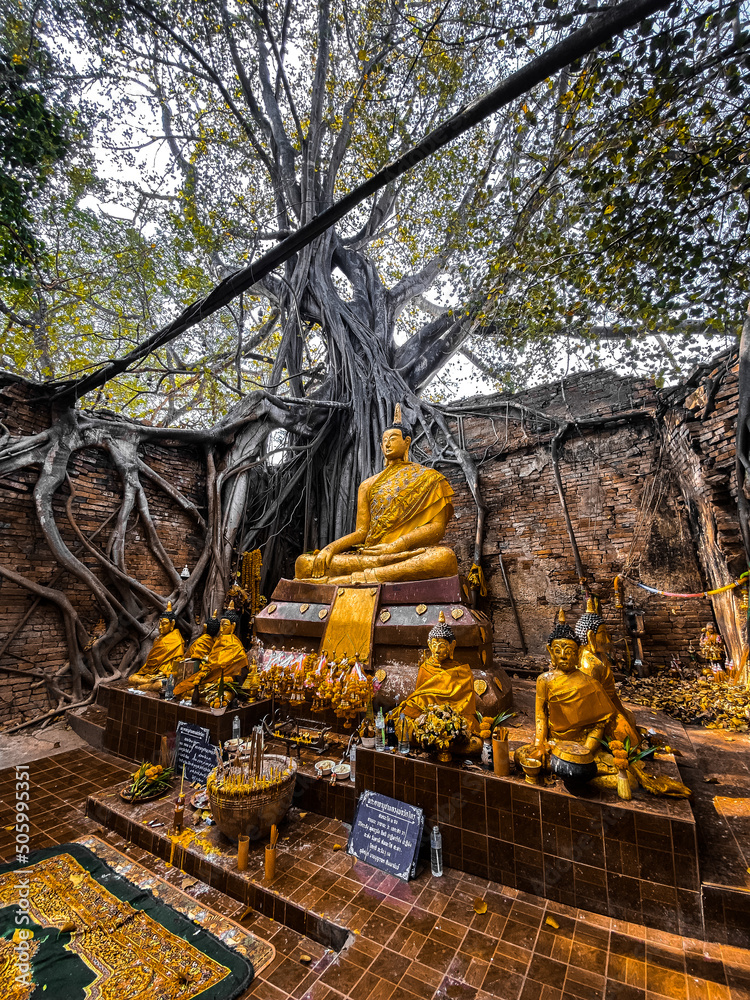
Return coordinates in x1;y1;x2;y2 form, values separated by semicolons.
254;575;512;714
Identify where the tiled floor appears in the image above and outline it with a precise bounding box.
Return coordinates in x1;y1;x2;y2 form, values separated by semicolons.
1;748;749;999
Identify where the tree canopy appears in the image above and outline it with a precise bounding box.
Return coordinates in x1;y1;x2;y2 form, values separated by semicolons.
2;0;747;416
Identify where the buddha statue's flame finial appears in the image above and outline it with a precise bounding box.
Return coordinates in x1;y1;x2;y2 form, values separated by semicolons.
585;596;596;614
394;402;402;425
227;599;236;610
558;607;565;624
166;600;173;612
438;610;446;624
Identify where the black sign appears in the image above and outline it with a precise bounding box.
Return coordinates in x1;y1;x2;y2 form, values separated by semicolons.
347;790;423;881
175;721;217;785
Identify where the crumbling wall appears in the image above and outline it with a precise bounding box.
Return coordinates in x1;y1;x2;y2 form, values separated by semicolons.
442;370;719;672
0;382;206;727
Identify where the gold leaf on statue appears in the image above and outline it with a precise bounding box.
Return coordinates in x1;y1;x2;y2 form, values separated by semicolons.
266;604;277;614
451;608;464;620
416;604;427;615
480;627;487;642
474;679;488;696
369;588;377;596
379;610;391;623
318;609;328;620
299;604;310;613
473;898;488;914
481;650;487;664
375;669;387;683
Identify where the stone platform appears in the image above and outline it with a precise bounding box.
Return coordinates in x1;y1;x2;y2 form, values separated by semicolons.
355;748;702;938
103;682;271;760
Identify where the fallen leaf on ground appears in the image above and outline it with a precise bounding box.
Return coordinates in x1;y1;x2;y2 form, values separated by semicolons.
545;916;560;929
473;898;488;914
333;844;343;851
300;954;312;963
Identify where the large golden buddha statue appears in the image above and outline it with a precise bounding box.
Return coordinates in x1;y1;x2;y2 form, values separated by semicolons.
396;611;478;731
129;602;185;692
294;406;457;585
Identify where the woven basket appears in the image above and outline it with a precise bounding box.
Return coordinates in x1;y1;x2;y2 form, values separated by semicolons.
207;753;297;843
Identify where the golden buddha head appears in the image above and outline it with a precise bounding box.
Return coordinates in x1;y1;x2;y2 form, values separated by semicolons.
219;601;239;636
575;597;611;655
546;609;580;673
158;601;176;635
428;611;456;663
381;403;411;462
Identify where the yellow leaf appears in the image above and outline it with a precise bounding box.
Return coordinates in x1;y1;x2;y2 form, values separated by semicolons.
300;954;312;963
545;916;560;929
473;898;488;914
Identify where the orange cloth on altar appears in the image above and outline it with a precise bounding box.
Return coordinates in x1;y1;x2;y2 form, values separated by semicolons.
545;669;615;740
364;462;453;546
400;658;477;731
138;628;184;677
203;634;248;682
189;631;215;660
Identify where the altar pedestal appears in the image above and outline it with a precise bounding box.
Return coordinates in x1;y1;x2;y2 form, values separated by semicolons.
103;682;271;761
255;575;512;713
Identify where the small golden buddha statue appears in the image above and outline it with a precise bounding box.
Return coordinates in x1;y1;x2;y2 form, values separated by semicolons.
575;597;638;734
519;610;639;768
174;602;248;702
395;611;478;732
294;405;457;584
129;602;185;692
188;609;220;660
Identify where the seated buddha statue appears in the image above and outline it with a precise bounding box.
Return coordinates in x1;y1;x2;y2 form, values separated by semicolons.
575;597;639;734
188;609;220;660
174;602;248;702
294;405;457;585
518;610;639;768
129;602;185;692
395;612;478;732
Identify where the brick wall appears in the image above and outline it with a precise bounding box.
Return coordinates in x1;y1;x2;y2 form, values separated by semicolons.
0;382;206;726
439;368;737;673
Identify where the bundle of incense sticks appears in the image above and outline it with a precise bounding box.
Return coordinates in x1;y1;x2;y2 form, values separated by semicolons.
269;824;278;850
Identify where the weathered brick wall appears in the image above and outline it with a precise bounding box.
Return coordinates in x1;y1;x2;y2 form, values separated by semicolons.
0;382;206;726
440;370;719;672
662;360;747;673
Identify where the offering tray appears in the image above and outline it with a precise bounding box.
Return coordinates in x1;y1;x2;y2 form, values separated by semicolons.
263;709;331;756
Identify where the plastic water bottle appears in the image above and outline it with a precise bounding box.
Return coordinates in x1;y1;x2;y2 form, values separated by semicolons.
430;825;443;877
232;714;241;741
398;711;410;755
164;673;174;700
375;708;386;750
349;744;357;782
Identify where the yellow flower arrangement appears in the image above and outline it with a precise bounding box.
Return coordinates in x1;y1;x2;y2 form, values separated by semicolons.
412;704;469;751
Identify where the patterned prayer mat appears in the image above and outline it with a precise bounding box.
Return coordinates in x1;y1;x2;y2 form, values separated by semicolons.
0;840;265;1000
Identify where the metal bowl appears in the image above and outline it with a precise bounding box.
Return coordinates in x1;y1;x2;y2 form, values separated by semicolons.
550;741;597;788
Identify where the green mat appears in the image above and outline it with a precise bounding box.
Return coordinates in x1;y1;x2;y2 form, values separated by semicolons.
0;843;254;1000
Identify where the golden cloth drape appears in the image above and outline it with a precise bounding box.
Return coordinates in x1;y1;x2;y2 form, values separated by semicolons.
320;587;379;661
139;629;185;677
364;463;453;546
188;631;215;660
202;634;248;682
545;671;615;740
399;658;478;731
